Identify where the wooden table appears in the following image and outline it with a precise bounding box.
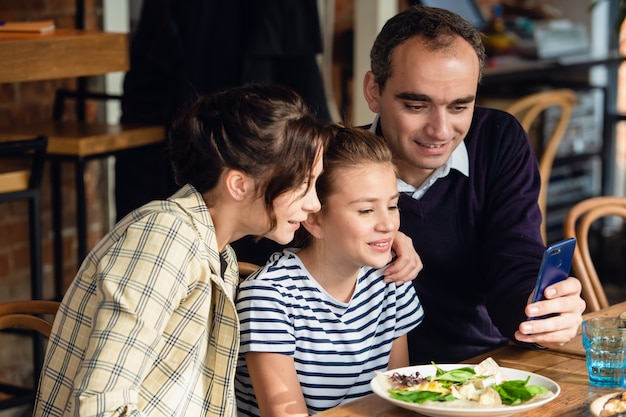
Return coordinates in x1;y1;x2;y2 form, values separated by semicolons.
0;28;128;83
551;301;626;357
314;304;626;417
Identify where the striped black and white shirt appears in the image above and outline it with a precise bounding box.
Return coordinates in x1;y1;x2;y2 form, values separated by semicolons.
235;249;424;415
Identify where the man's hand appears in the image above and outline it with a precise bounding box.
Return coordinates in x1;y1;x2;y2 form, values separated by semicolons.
514;277;586;347
385;231;423;284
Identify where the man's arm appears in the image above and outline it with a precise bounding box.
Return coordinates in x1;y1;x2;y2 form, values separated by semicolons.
516;277;585;347
386;231;423;283
479;110;584;346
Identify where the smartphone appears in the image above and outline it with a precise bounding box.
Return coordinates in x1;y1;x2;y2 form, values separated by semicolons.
530;237;576;304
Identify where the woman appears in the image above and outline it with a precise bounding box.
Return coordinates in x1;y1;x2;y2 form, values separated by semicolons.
235;126;424;416
34;84;331;417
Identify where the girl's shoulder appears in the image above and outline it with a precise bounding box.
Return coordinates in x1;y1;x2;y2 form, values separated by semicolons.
243;248;308;283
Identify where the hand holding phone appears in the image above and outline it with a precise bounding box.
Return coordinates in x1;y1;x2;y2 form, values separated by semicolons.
530;237;576;304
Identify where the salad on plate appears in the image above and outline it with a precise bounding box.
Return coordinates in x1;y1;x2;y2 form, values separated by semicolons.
381;357;555;409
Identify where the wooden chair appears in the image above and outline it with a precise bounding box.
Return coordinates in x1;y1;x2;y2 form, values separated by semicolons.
563;196;626;312
0;300;60;338
506;89;578;243
239;261;261;278
0;300;60;410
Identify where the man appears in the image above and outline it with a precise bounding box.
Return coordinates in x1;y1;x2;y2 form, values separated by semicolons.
362;5;585;364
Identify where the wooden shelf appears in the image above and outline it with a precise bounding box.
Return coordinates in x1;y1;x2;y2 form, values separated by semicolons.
0;29;128;83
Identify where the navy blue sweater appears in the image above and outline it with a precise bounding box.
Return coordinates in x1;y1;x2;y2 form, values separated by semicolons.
399;106;545;364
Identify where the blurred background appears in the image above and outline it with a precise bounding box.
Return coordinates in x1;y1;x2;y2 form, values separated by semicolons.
0;2;624;415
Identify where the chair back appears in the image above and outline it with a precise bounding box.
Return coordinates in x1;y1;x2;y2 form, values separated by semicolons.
0;136;47;197
563;196;626;312
0;300;60;410
506;89;577;243
0;136;48;303
239;261;261;279
0;300;60;337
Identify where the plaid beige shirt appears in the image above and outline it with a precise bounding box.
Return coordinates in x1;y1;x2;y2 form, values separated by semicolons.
34;185;240;417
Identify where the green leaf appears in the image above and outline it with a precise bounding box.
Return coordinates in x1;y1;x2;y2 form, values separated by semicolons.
432;364;476;383
525;384;550;396
492;377;549;405
389;389;456;404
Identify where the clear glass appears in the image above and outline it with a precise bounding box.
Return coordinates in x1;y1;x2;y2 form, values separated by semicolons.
582;317;626;388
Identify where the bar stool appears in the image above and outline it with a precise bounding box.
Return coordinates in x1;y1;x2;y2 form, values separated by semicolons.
0;136;47;301
0;136;48;410
4;91;165;300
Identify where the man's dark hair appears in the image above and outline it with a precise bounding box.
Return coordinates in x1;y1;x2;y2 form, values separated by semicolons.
370;5;486;90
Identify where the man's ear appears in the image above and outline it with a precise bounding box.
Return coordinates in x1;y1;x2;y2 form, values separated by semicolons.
363;71;382;114
302;212;324;239
224;169;251;201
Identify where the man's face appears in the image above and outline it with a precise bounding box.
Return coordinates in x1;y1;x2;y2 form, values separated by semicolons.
364;35;480;188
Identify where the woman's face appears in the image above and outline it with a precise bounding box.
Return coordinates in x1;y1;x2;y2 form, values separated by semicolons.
263;149;324;245
316;162;400;269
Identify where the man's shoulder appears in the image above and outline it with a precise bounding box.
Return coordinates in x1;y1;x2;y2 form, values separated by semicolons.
472;105;519;128
467;105;526;147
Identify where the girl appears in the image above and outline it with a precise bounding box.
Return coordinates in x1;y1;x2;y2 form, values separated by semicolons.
235;126;424;416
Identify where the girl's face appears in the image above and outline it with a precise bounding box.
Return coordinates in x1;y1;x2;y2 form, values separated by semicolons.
262;150;324;245
316;162;400;269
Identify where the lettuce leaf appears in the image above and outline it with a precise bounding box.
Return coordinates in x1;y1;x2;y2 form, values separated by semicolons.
493;377;550;405
433;364;476;384
389;389;456;404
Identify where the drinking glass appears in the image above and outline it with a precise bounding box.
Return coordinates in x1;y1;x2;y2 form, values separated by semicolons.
582;317;626;388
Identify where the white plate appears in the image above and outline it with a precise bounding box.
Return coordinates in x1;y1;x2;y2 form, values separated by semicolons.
590;392;625;417
370;364;560;417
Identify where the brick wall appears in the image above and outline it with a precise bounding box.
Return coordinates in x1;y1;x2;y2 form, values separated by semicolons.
0;0;107;407
0;0;107;301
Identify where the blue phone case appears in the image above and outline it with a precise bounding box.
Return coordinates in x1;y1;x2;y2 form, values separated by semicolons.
531;237;576;303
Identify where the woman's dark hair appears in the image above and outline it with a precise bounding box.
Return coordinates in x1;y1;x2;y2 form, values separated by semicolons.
168;84;331;231
295;124;396;248
370;5;486;90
